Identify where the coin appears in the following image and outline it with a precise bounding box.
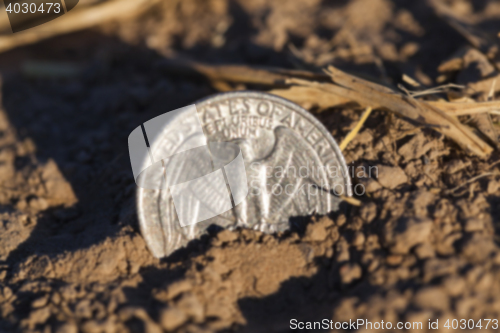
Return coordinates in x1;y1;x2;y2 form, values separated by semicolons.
136;91;352;258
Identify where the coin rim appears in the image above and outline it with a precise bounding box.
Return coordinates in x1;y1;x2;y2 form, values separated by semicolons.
137;91;352;257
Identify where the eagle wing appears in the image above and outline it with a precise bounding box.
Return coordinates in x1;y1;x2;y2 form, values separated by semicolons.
251;125;343;226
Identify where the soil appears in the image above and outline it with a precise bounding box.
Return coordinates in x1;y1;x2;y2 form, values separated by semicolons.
1;0;500;332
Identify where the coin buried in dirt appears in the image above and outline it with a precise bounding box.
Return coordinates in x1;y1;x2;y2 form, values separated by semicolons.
136;92;352;258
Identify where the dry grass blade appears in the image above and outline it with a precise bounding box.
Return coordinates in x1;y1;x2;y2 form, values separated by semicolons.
286;66;492;157
158;60;330;86
444;172;496;194
340;107;373;151
326;66;493;157
340;195;361;206
398;83;465;98
0;0;156;53
270;86;500;117
269;85;351;109
428;100;500;116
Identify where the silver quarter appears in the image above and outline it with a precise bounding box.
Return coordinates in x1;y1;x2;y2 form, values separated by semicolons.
137;91;352;258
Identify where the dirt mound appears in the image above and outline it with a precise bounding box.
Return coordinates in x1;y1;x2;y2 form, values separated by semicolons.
1;0;500;332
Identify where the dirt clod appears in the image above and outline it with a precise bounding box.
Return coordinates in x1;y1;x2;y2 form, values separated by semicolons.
376;165;408;189
385;217;433;254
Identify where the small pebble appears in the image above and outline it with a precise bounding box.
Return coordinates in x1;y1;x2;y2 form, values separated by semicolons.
339;263;362;284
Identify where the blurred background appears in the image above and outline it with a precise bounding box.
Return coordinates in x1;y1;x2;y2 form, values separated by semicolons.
0;0;499;332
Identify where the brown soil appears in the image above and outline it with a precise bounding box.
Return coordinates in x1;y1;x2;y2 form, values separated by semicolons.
1;0;500;332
